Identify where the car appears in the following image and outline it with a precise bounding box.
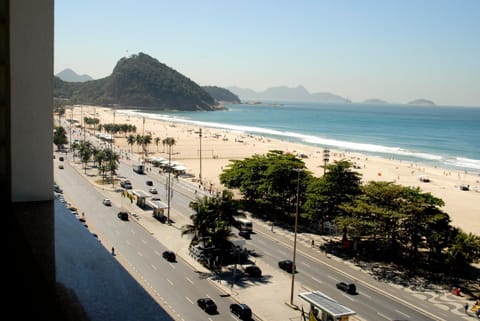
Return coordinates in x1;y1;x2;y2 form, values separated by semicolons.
230;303;252;320
149;187;158;194
162;250;176;262
146;180;153;186
117;211;129;221
244;265;262;277
58;164;64;169
336;282;356;294
120;180;132;189
278;259;296;273
239;230;251;239
59;156;64;161
197;297;217;314
151;197;161;201
102;199;111;206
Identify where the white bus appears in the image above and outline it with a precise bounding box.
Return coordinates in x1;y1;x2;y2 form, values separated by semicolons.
235;218;253;232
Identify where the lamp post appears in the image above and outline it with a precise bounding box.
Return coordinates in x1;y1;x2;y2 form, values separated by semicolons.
289;168;302;307
199;128;202;185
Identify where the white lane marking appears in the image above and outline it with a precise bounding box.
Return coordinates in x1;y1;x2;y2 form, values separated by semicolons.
311;276;323;284
185;296;193;304
394;310;410;318
302;261;310;267
327;275;339;282
167;279;173;286
137;251;143;257
154;250;161;256
141;239;147;244
169;263;176;269
377;312;391;320
151;264;157;270
186;277;194;284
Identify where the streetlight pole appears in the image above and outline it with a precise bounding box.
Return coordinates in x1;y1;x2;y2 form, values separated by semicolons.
199;128;202;185
289;168;301;307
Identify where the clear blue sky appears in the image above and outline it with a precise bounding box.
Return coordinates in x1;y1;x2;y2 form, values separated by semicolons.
54;0;480;106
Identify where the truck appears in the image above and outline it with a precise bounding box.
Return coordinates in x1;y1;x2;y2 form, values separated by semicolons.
133;163;145;174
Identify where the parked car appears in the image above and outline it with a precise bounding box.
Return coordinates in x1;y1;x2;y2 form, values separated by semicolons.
117;211;129;221
244;265;262;277
149;187;158;194
162;250;176;262
197;297;217;314
336;282;356;294
102;199;111;206
146;180;153;186
120;180;132;189
278;259;296;273
230;303;252;320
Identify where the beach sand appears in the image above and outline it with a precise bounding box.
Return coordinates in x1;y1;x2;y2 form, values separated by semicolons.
69;105;480;235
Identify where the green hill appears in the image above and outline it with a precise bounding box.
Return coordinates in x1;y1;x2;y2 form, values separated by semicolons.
54;52;218;111
202;86;241;103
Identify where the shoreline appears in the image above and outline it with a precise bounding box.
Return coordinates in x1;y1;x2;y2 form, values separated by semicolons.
67;105;480;235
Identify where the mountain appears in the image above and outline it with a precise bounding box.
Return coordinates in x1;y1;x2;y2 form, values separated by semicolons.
56;68;93;82
407;99;435;106
363;98;389;104
54;53;218;111
202;86;241;103
227;85;350;103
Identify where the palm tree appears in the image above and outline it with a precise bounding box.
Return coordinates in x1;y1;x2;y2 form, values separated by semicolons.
154;137;160;152
127;134;136;153
162;137;176;222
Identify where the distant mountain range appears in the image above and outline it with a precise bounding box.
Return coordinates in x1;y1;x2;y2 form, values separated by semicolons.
227;85;351;103
55;68;94;82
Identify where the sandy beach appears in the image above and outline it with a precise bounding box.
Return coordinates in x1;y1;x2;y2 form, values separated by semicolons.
69;105;480;235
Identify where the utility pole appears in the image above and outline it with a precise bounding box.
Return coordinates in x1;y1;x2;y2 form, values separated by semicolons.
199;128;202;185
289;168;302;308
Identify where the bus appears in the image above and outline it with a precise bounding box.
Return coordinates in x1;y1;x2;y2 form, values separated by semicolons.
235;218;253;232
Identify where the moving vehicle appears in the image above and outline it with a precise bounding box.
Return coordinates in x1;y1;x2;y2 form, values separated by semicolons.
197;297;217;314
120;180;132;189
230;303;252;320
162;250;176;262
235;217;253;232
278;259;296;273
336;282;356;294
117;211;129;221
244;265;262;277
58;164;64;169
146;180;153;186
239;230;251;239
149;187;158;194
133;164;145;174
102;199;111;206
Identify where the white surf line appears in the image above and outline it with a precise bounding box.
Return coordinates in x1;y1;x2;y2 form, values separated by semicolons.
185;277;194;284
185;296;193;304
311;276;323;284
166;279;173;286
151;264;157;270
394;309;410;318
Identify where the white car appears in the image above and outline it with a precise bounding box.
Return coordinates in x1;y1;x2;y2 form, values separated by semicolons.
102;199;112;206
149;187;158;194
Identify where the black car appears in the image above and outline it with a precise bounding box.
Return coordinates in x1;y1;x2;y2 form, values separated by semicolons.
230;303;252;320
146;180;153;186
197;297;217;314
117;211;129;221
244;265;262;277
336;282;356;294
162;250;176;262
278;259;296;273
239;230;251;239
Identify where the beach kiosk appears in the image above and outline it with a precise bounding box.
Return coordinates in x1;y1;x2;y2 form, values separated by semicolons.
299;291;356;321
148;199;169;222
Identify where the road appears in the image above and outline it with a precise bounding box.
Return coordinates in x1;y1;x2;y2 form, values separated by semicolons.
54;133;466;321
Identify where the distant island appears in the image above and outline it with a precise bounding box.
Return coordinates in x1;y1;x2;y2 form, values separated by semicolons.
363;98;389;104
407;99;436;106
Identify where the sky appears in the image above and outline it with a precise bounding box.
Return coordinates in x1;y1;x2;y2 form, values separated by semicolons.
54;0;480;107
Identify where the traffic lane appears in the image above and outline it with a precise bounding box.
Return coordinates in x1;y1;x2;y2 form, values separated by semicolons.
245;229;435;321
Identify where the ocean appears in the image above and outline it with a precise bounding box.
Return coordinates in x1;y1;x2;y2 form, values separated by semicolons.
118;101;480;174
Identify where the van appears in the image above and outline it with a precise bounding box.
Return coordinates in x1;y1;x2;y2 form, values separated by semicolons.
235;218;253;232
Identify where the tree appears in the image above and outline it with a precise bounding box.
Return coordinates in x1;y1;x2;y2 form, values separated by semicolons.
53;126;68;150
127;134;136;153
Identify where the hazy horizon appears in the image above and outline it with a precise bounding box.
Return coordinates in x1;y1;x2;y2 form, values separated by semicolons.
54;1;480;107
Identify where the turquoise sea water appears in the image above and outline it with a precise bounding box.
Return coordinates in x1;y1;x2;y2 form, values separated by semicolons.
119;102;480;174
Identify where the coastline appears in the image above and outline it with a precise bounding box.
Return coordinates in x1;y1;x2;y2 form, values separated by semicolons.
69;105;480;235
